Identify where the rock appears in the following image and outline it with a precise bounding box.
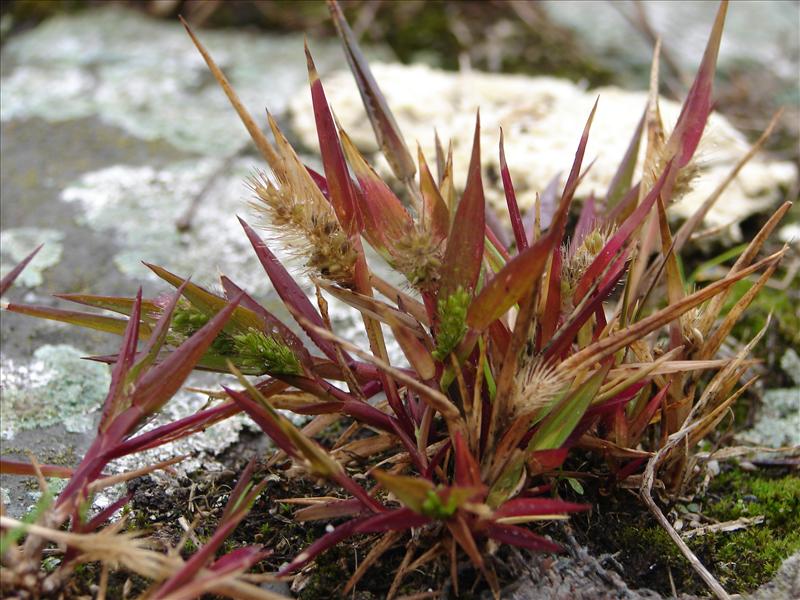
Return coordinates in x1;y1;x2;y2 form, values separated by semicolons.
497;545;698;600
0;6;344;156
289;62;796;241
0;228;63;288
745;551;800;600
542;1;800;90
0;7;411;521
741;349;800;448
0;7;353;514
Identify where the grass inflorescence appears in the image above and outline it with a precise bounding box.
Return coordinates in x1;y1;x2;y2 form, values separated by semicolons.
0;1;794;598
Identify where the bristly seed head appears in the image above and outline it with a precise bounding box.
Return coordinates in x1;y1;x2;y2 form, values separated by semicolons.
249;171;357;286
513;361;567;418
390;226;443;290
561;227;615;313
170;300;235;354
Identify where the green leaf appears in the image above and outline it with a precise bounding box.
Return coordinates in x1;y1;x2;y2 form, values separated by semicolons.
528;367;609;451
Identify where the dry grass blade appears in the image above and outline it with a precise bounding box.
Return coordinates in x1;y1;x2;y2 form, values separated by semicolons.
638;320;771;600
685;318;770;427
388;541;419;599
672;110;784;255
682;516;765;539
698;259;779;360
698;204;791;335
343;530;403;594
641;460;730;599
563;249;786;371
180;17;280;170
88;455;186;494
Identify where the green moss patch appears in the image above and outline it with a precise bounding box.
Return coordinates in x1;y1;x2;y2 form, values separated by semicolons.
574;467;800;595
700;468;800;590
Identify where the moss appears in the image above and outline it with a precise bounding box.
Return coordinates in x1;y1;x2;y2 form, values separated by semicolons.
572;466;800;596
699;469;800;590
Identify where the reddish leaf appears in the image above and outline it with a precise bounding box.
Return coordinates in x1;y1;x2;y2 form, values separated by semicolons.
145;263;260;335
485;523;562;553
0;245;42;296
4;303;149;338
129;282;189;384
605;109;646;210
294;497;364;522
573;163;672;300
109;400;242;459
453;431;481;487
494;497;589;519
526;448;569;474
56;293;162;323
219;274;314;369
467;101;598;330
306;164;330;200
552;98;599;241
340;130;412;257
98;288;143;432
439;113;485;299
0;459;74;479
666;1;727;169
525;172;559;241
628;385;670;445
573;195;598;249
224;386;300;460
355;507;430;533
466;225;557;331
544;250;627;360
327;0;416;183
539;248;562;348
446;514;485;569
79;493;133;533
239;217;339;361
209;546;270;575
499;129;527;251
280;508;428;575
305;44;362;236
131;294;242;416
585;381;648;419
418;146;451;241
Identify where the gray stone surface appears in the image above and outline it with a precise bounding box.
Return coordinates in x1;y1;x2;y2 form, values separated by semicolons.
542;1;800;91
0;7;349;517
0;5;795;598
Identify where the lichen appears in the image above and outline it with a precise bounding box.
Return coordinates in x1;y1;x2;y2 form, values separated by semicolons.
0;7;344;155
0;344;109;439
741;349;800;448
59;159;274;294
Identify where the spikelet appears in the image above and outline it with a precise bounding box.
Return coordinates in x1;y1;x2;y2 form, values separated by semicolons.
250;116;357;286
640;97;702;204
390;225;444;290
680;305;706;348
560;227;615;313
512;360;567;418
